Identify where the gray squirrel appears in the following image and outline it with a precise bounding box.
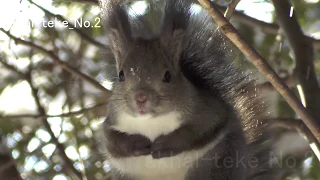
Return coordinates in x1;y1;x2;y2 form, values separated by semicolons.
98;0;277;179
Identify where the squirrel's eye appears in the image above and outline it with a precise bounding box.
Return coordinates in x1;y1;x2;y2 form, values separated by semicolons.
119;70;125;82
163;71;171;83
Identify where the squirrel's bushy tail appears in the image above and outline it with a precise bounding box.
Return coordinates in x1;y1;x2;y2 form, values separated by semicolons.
163;0;279;179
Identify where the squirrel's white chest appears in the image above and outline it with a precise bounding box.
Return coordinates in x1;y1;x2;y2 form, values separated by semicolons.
108;138;224;180
109;111;228;179
112;111;182;141
110;111;186;179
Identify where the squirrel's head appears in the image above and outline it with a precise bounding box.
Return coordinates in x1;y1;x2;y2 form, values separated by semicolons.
103;0;195;117
108;31;196;117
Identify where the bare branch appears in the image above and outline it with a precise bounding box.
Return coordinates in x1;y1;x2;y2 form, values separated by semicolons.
311;37;320;48
221;5;279;34
0;55;26;78
0;102;107;120
0;140;23;180
53;0;98;5
28;0;106;49
26;76;83;180
272;118;320;161
58;0;320;48
271;0;320;127
59;0;320;48
216;4;320;49
197;0;320;143
0;56;83;179
224;0;240;20
0;28;111;96
257;73;297;91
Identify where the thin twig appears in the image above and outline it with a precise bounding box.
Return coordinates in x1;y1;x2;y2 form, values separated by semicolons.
0;140;23;180
0;28;111;96
0;57;83;180
0;56;26;78
272;118;320;161
214;4;320;48
197;0;320;143
224;0;240;20
28;0;106;49
0;102;107;120
27;76;83;180
63;0;320;48
53;0;98;5
271;0;320;128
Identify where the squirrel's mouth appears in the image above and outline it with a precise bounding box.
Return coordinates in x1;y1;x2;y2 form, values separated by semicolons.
138;109;147;115
137;106;152;115
135;99;151;115
127;101;153;116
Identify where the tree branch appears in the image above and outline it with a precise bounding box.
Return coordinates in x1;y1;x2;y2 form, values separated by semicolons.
257;73;297;91
224;0;240;20
26;75;83;180
271;0;320;127
0;57;83;180
0;102;107;120
62;0;320;48
28;0;106;49
53;0;98;5
0;28;111;96
0;55;26;78
0;140;23;180
216;4;320;48
272;118;320;161
197;0;320;143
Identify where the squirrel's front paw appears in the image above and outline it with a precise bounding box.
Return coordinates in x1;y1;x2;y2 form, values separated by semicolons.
124;134;152;156
106;130;152;157
116;134;152;157
151;134;189;159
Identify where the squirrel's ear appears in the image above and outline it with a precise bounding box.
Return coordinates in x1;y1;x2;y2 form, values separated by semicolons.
160;0;191;69
107;28;132;67
101;0;132;69
160;29;185;69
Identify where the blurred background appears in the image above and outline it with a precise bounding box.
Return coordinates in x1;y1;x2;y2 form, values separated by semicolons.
0;0;320;179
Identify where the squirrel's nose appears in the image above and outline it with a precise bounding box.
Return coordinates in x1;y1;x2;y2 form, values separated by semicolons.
135;92;148;105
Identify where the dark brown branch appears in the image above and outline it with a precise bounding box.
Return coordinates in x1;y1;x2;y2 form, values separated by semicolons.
0;160;22;180
26;76;83;180
311;37;320;48
0;28;111;96
215;4;320;49
271;0;320;129
0;56;26;78
224;5;279;34
0;140;23;180
28;0;106;49
0;57;83;180
0;102;107;120
197;0;320;143
272;118;320;160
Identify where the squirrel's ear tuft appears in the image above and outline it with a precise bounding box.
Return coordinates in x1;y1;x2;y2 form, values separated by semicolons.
160;0;191;69
101;1;132;69
107;27;131;66
160;29;185;69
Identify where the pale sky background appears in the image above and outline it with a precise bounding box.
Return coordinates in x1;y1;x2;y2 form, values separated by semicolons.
0;0;278;115
0;0;319;179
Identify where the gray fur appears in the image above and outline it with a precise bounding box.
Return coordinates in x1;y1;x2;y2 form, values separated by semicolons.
99;0;276;179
